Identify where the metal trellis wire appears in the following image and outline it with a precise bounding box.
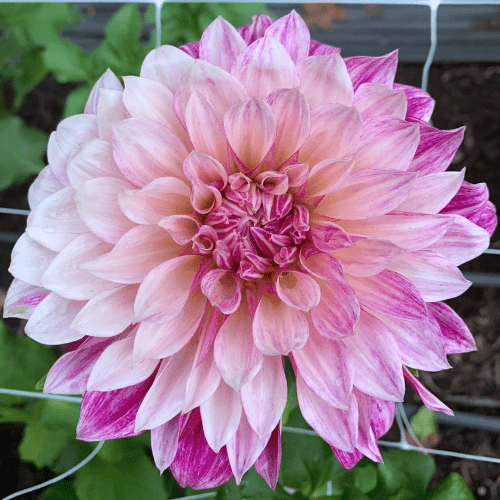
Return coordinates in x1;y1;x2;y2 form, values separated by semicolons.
1;0;500;499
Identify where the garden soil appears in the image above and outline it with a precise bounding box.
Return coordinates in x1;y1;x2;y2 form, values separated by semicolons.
0;63;500;499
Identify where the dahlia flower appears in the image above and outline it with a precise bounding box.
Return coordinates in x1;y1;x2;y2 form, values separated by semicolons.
4;10;496;489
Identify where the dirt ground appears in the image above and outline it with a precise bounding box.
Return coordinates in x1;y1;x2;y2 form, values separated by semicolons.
0;62;500;499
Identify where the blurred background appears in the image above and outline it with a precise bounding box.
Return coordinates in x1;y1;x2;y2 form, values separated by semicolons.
0;3;500;499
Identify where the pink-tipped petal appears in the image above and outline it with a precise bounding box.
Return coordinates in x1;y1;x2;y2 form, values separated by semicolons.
183;151;227;189
403;366;453;416
25;292;85;345
343;310;405;401
296;373;358;452
224;98;276;171
241;355;287;437
159;215;199;245
87;335;159;392
276;270;320;311
151;414;181;474
85;68;123;114
112;118;188;187
201;269;241;314
74;177;136;244
267;88;311;168
344;50;398;91
231;36;299;100
353;116;419;172
292;328;353;409
346;270;427;321
299;104;362;167
354;83;407;120
299;245;346;281
476;200;497;236
135;255;203;324
200;16;247;72
264;10;310;63
297;53;354;108
309;39;341;56
306;157;355;197
3;279;50;320
214;301;263;391
387;250;471;301
253;293;309;355
255;422;282;490
140;45;195;94
77;373;155;441
441;180;489;223
316;170;416;221
201;380;242;452
237;14;274;44
428;301;477;354
70;285;138;337
393;83;435;122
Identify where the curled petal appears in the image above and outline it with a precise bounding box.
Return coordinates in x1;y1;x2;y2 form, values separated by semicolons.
199;16;247;72
231;36;299;100
214;301;263;391
276;270;320;311
191;183;223;214
297;53;354;108
201;269;241;314
393;83;435;122
183;151;227;189
253;294;309;355
309;217;352;253
299;245;346;281
135;255;203;323
264;10;310;63
344;50;398;91
159;215;200;245
441;180;489;223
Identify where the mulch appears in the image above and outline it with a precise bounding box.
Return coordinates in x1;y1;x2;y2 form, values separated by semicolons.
1;62;500;499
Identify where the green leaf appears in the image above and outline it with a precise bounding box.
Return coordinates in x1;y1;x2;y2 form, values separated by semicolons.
353;464;378;493
406;368;419;378
0;27;32;72
11;48;48;109
0;319;55;403
63;85;92;119
39;480;79;500
374;450;435;499
409;406;438;440
341;486;370;500
217;477;242;500
43;40;90;83
74;449;167;500
421;472;474;500
104;4;141;58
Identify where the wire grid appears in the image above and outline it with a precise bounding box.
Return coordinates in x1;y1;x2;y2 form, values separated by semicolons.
1;1;500;499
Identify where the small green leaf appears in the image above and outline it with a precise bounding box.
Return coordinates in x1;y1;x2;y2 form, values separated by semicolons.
409;406;438;440
43;40;90;83
104;4;141;58
12;48;48;108
421;472;474;500
353;464;378;493
39;480;79;500
340;485;370;500
406;368;419;377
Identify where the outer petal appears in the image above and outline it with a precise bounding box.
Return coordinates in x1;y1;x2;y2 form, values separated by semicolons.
403;366;453;416
428;301;477;354
306;157;354;198
85;68;123;114
28;165;65;210
81;225;179;284
237;14;274;44
397;169;465;214
296;373;358;452
254;423;282;490
76;373;155;441
170;409;233;489
316;170;416;221
25;292;85;345
224;98;276;171
476;200;497;236
201;380;242;452
41;233;117;300
343;310;405;401
3;279;49;319
344;50;398;91
264;10;310;63
140;45;195;93
393;83;434;122
241;355;287;438
112;118;188;187
298;104;362;167
97;89;130;142
26;186;88;252
87;335;159;392
346;270;427;321
134;255;203;324
70;285;138;337
387;250;471;301
253;293;309;355
199;16;247;72
352;116;419;172
441;180;489;223
353;83;407;120
122;76;189;149
74;177;136;244
297;53;354;108
292;328;353;409
267;88;311;168
151;414;181;474
214;301;263;391
231;36;299;100
9;233;57;287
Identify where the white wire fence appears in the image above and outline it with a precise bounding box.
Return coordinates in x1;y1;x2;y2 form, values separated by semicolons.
0;0;500;499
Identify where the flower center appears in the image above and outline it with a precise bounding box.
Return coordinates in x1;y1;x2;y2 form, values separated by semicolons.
198;173;310;280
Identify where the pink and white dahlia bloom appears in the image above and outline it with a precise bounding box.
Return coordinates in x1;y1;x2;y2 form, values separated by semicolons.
5;10;497;488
